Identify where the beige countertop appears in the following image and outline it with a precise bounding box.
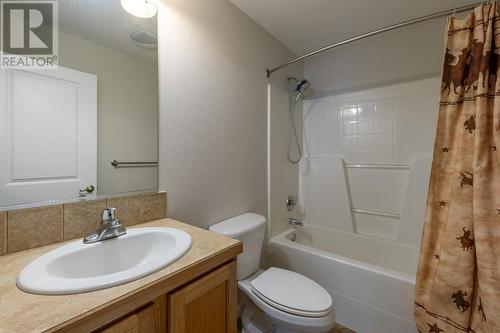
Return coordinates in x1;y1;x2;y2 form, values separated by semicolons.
0;218;241;333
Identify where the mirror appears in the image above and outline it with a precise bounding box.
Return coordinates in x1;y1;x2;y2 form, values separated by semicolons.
0;0;158;207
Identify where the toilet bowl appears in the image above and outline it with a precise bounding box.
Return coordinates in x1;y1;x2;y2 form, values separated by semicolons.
209;213;335;333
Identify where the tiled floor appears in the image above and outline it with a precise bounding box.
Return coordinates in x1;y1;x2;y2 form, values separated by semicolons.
332;324;356;333
238;320;356;333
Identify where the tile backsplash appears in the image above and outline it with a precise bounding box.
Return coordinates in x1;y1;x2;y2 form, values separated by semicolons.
63;200;107;241
0;192;167;255
107;195;142;227
141;192;167;222
0;213;5;256
7;205;64;253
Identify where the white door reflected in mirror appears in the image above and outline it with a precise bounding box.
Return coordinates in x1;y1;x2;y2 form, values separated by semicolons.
0;67;97;206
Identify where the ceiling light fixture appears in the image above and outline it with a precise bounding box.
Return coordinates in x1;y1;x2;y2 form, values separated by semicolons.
121;0;157;19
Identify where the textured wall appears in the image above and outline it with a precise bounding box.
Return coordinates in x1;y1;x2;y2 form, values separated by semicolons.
157;0;302;228
304;17;447;96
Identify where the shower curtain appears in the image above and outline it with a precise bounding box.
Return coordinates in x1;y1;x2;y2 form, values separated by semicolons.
415;3;500;333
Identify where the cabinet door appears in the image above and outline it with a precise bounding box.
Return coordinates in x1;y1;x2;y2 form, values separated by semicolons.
98;296;166;333
168;260;237;333
99;313;140;333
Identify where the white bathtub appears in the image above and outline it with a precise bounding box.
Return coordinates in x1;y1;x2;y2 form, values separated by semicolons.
268;226;419;333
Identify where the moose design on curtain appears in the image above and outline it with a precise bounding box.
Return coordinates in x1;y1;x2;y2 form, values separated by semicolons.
415;3;500;333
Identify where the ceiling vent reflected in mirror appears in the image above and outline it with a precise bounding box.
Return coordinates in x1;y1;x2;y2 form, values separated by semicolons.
130;30;158;49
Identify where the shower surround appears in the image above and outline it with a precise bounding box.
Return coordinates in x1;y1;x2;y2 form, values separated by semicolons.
268;77;440;333
301;77;439;245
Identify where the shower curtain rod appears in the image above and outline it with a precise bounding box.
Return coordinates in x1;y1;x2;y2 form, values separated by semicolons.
265;2;481;77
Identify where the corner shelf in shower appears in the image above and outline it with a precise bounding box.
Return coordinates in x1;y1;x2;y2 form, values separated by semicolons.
352;208;400;219
345;163;408;221
344;164;410;170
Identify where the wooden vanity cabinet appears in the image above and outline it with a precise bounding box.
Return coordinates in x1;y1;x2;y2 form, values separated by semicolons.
93;260;237;333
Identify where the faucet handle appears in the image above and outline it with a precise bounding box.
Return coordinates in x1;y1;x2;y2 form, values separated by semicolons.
102;208;116;223
288;217;303;226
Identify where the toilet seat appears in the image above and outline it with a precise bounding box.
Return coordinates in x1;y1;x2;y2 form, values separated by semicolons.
250;267;333;318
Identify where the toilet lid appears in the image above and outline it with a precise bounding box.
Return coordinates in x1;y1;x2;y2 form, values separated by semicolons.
250;267;332;317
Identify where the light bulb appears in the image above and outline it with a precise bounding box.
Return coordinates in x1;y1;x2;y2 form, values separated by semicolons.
121;0;157;19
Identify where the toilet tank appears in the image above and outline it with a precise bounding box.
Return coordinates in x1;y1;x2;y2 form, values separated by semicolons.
209;213;266;280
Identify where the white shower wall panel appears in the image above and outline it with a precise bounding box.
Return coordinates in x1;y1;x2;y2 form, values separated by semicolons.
347;167;407;214
300;156;354;233
302;77;440;244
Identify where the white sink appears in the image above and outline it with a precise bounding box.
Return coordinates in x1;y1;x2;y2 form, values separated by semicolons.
17;227;192;295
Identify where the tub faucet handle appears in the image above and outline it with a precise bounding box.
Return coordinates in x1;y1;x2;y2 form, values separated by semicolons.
288;217;303;226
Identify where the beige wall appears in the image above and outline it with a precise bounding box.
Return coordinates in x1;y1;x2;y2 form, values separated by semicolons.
59;31;158;195
304;17;447;95
157;0;302;229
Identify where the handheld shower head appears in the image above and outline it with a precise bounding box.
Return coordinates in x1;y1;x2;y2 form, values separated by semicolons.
286;78;312;164
296;79;310;93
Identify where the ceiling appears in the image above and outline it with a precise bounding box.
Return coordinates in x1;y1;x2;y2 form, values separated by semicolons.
229;0;480;56
59;0;157;63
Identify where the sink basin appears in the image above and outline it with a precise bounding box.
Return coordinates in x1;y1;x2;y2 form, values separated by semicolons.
17;227;192;295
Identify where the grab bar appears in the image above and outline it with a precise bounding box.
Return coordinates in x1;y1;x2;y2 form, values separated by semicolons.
352;208;400;219
111;160;158;167
345;164;410;170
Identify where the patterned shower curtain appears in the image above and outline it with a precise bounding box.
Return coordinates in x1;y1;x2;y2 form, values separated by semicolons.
415;3;500;333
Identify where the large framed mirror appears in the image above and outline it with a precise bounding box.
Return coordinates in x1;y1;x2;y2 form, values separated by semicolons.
0;0;158;208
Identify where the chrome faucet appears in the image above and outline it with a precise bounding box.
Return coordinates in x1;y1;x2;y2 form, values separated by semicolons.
288;217;303;227
83;208;127;244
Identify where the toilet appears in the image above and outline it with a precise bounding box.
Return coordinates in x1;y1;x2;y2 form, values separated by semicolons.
209;213;335;333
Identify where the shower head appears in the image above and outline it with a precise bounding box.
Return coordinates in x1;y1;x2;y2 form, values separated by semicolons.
286;77;313;98
296;79;310;93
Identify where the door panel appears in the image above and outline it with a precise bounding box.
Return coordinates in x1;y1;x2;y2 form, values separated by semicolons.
185;282;227;333
168;261;237;333
99;303;155;333
100;314;138;333
0;67;97;206
95;296;165;333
